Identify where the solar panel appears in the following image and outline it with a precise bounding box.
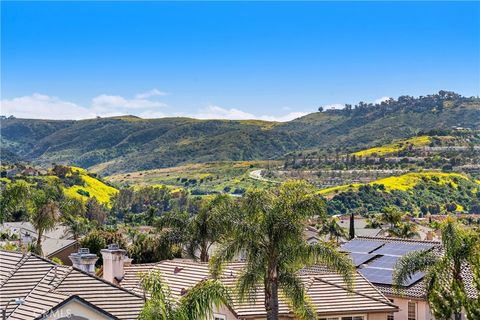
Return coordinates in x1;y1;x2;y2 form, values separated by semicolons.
368;255;399;269
358;267;424;286
373;242;434;256
349;252;376;267
341;239;385;253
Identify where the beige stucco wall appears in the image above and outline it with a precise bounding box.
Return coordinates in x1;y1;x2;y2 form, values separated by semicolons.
45;299;112;320
210;309;393;320
387;296;430;320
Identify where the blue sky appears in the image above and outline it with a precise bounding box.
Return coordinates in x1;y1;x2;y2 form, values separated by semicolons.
1;1;479;120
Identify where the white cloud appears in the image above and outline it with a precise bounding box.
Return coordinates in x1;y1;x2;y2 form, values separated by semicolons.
258;112;308;122
193;105;255;120
374;96;391;104
135;88;167;99
91;94;166;109
0;93;95;120
191;105;307;122
1;93;307;122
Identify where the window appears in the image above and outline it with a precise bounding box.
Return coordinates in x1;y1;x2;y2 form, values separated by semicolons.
408;302;417;320
387;313;394;320
213;314;226;320
341;317;364;320
319;318;338;320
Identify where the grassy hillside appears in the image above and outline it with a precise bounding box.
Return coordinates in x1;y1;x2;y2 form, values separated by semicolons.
321;172;480;215
2;92;479;174
105;161;278;194
63;166;118;205
352;136;432;157
0;165;118;206
319;172;472;195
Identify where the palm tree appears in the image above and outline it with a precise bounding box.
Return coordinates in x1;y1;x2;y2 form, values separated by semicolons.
30;190;61;255
60;196;89;240
317;216;348;244
381;206;405;228
157;194;233;262
0;180;30;222
62;215;91;241
211;181;355;320
387;221;420;239
393;217;480;320
139;270;231;320
186;194;233;262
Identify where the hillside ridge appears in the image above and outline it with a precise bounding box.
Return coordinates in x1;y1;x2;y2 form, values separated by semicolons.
1;91;479;175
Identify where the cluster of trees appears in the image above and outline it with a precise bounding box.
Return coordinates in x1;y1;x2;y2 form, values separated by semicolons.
0;179;100;255
394;218;480;320
319;91;474;117
135;181;355;320
326;178;480;216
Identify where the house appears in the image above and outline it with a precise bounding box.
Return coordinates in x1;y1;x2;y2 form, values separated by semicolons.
0;249;145;320
98;245;398;320
340;236;477;320
0;222;78;265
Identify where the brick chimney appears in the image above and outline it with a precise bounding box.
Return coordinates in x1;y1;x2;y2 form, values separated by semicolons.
101;244;127;283
69;248;98;274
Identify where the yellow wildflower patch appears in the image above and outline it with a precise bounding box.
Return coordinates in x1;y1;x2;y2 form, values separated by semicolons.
352;136;432;157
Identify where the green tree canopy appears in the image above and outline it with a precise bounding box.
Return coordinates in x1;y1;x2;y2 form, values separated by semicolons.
211;180;355;320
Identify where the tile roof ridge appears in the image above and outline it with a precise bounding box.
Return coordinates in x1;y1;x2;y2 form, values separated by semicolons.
48;265;73;291
356;236;441;245
11;250;146;301
9;264;68;318
313;276;398;309
0;251;30;288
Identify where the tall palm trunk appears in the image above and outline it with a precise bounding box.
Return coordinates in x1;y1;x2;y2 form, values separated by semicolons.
265;266;279;320
200;244;209;262
36;229;43;255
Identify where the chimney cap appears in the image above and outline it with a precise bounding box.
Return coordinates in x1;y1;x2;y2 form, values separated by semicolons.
108;243;119;250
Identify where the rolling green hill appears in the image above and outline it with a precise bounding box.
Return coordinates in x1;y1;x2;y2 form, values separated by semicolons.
2;92;479;175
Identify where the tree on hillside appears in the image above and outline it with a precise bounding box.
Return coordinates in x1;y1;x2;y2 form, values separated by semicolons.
139;270;231;320
0;180;30;222
393;217;480;320
211;181;355;320
317;216;348;244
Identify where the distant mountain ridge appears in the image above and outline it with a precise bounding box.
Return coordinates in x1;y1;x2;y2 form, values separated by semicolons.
1;91;479;175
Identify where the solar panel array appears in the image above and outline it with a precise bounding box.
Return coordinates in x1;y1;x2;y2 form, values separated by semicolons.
349;252;377;267
341;239;385;253
359;267;425;286
367;255;399;269
341;238;435;287
373;242;434;257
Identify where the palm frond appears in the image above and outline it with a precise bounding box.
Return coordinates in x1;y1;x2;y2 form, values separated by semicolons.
278;271;316;320
175;279;232;320
299;242;355;290
393;249;439;289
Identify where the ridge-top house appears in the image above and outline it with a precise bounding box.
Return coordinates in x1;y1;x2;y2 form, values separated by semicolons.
340;236;477;320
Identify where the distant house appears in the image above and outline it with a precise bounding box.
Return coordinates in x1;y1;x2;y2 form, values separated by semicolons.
97;245;398;320
341;236;477;320
0;249;144;320
0;222;78;265
21;167;39;176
